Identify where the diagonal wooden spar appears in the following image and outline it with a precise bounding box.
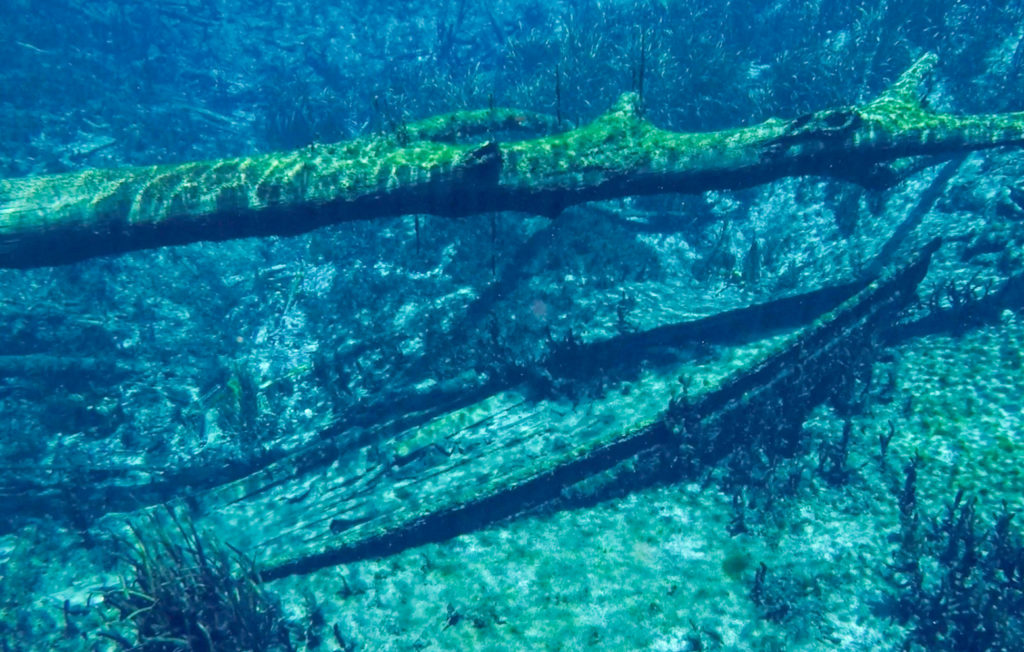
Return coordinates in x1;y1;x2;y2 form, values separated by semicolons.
0;54;1021;269
147;240;933;581
256;241;935;579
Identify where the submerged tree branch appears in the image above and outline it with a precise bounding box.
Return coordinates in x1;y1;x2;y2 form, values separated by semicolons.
0;54;1020;269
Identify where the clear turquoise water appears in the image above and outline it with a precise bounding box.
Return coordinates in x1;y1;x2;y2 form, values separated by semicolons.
1;1;1024;649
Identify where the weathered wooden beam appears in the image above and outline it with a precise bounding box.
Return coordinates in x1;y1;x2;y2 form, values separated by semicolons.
249;240;937;580
2;275;866;534
0;54;1019;268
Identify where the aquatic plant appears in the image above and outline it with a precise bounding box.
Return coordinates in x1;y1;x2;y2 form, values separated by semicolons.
751;562;797;624
98;511;292;651
888;459;1024;650
815;419;854;486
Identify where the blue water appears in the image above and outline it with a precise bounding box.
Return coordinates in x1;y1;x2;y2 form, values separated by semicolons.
2;1;1024;650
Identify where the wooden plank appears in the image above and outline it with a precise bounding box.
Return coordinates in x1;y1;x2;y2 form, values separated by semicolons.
99;242;935;581
247;240;937;579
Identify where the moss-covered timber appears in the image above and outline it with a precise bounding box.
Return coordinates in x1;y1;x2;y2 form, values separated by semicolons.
0;53;1019;269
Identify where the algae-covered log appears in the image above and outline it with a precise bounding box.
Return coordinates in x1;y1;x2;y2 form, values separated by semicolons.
1;54;1020;269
